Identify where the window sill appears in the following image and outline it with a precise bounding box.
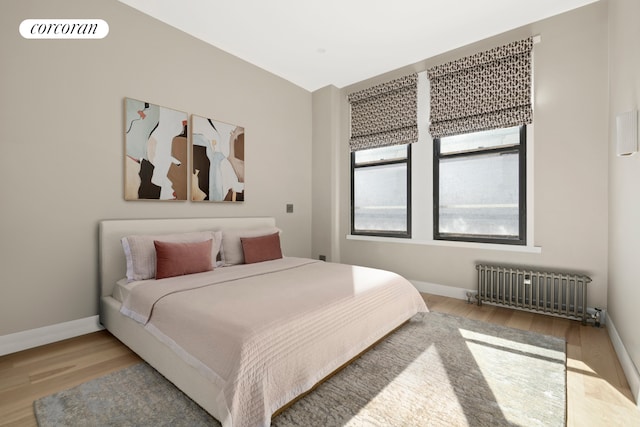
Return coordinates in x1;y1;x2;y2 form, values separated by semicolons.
346;234;542;254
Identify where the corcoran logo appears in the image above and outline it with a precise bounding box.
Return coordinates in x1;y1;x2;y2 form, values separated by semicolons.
19;19;109;39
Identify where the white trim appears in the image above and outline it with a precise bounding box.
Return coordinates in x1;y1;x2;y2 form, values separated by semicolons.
526;123;535;248
411;279;475;301
0;316;104;357
347;234;542;254
606;316;640;406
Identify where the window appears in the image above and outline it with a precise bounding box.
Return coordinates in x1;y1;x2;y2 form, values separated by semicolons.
433;126;526;245
351;144;411;237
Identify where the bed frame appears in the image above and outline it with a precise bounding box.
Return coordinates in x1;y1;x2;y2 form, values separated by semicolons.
99;217;276;426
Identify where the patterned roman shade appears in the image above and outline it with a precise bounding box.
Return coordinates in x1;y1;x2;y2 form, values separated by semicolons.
428;37;533;139
348;73;418;152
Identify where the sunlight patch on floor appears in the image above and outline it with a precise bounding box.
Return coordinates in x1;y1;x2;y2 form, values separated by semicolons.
459;328;564;360
460;328;564;426
347;344;465;425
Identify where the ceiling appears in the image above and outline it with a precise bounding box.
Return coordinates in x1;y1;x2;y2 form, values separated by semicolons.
118;0;599;92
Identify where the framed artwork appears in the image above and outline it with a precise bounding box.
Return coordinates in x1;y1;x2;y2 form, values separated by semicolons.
124;98;188;200
191;114;245;202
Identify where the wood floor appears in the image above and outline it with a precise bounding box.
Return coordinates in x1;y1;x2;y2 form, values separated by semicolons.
1;294;638;426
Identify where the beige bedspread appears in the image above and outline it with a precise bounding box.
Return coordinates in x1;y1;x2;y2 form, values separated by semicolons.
120;257;427;427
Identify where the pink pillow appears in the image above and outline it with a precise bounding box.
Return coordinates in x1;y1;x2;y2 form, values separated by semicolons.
240;232;283;264
154;239;213;279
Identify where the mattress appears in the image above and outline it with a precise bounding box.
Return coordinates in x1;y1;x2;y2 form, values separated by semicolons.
118;257;427;427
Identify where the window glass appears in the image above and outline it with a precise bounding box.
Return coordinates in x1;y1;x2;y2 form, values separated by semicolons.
354;144;407;165
435;126;525;244
354;162;408;232
440;126;520;154
352;143;410;236
438;151;519;237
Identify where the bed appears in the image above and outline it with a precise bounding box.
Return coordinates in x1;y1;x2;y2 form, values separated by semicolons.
99;217;427;427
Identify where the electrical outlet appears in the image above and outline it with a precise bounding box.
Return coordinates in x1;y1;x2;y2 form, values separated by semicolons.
286;203;294;213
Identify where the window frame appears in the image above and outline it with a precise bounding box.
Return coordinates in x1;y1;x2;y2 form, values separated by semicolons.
351;144;412;238
433;125;527;245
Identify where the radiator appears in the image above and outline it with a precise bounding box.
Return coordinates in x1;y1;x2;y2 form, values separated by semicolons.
476;264;591;322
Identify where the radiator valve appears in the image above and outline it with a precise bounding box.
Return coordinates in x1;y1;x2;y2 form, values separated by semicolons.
466;292;477;304
592;308;602;328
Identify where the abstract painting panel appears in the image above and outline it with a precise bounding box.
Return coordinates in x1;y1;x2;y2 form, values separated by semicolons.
191;114;245;202
124;98;188;200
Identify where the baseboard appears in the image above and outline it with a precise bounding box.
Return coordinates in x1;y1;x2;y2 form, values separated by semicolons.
411;280;475;301
606;315;640;407
0;316;104;357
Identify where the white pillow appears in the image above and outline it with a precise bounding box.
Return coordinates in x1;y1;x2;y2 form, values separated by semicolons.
220;227;281;266
121;230;222;281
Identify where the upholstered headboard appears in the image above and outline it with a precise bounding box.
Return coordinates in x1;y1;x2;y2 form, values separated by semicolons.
99;217;276;298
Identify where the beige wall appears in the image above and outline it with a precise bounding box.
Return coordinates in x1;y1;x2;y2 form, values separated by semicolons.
311;85;341;262
608;0;640;391
313;2;609;307
0;0;312;336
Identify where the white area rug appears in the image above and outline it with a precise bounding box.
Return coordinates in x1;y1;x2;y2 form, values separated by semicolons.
35;312;566;426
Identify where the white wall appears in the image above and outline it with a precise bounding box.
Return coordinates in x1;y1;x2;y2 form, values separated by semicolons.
608;0;640;398
314;2;609;308
0;0;312;336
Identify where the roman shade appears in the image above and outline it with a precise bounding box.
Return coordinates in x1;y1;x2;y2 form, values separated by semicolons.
348;73;418;152
428;37;533;139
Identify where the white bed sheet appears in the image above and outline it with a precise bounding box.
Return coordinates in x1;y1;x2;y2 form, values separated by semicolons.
112;278;145;303
118;257;427;427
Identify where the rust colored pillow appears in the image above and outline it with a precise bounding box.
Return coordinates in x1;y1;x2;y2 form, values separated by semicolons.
240;232;283;264
154;239;213;279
